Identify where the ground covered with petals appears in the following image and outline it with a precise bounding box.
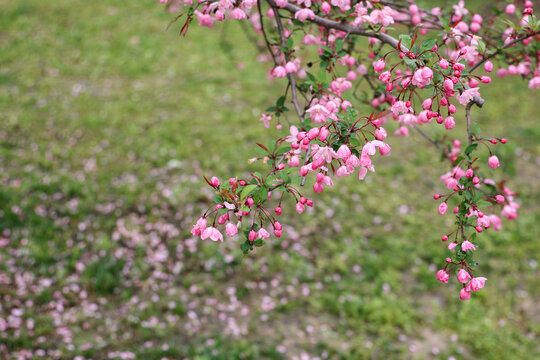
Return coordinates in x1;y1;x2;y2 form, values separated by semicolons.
0;1;539;359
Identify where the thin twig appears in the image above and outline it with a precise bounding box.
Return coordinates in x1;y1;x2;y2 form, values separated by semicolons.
266;0;305;123
413;126;442;150
465;102;474;146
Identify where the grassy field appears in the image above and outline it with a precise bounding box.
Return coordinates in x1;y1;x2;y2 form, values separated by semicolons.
0;0;539;359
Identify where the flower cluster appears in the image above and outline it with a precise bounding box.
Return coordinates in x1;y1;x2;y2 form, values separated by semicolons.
163;0;539;300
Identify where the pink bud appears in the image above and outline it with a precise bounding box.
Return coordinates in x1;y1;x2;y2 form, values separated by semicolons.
433;194;441;200
488;155;500;168
495;195;505;203
296;202;305;214
306;199;313;207
210;176;220;187
436;269;450;283
484;60;493;73
373;59;385;73
443;79;454;92
422;98;433;110
226;223;238;236
274;221;282;230
321;1;331;13
465;169;474;178
460;288;471;300
375;127;387;140
274;229;282;237
439;58;449;69
438;202;448;215
337;144;351;159
318;127;330;142
470;277;487;292
246;197;254;207
505;4;515;14
441;235;448;241
481;76;491;84
472;176;480;184
457;269;471;284
248;229;257;242
444;116;455;130
307;127;320;140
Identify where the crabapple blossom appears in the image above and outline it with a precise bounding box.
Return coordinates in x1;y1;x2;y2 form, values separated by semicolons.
457;269;471;284
167;0;535;301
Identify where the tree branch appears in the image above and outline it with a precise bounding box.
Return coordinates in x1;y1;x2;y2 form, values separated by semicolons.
469;30;540;73
266;0;305;123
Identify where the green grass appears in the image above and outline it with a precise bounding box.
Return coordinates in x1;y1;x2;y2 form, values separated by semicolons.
0;0;539;359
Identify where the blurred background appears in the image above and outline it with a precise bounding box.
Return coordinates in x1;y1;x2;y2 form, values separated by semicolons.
0;0;539;359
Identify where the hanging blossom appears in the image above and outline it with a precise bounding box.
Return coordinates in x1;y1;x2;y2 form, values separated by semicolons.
162;0;539;300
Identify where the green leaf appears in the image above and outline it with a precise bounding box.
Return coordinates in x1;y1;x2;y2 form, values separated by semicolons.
453;156;464;166
419;38;437;52
240;184;258;199
240;241;252;254
253;239;265;247
464;143;478;155
212;195;223;204
477;200;492;208
472;192;484;203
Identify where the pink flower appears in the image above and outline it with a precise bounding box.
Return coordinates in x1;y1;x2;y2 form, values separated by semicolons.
373;59;385;73
285;60;300;74
375;127;387;140
438;202;448;215
358;167;368;180
260;113;272;128
306;104;330;124
229;8;247;20
201;226;224;242
295;9;315;22
194;11;215;28
258;228;270;239
461;240;476;251
336;144;351;159
457;87;481;105
412;67;433;88
457;269;471;284
528;76;540;89
191;217;207;236
436;269;449;283
378;71;391;83
369;7;394;27
275;0;288;7
488;155;500;168
272;66;287;78
470;277;487;292
390;100;411;115
460;287;471;300
225;223;238;236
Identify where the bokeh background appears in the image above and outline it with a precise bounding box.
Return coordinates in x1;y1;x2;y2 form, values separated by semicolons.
0;0;539;359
